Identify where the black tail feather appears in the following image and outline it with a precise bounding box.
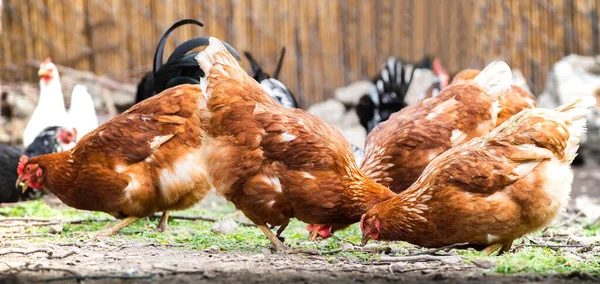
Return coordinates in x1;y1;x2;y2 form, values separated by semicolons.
272;47;286;80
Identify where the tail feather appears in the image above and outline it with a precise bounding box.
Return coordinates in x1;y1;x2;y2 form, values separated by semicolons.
195;37;244;98
554;97;596;162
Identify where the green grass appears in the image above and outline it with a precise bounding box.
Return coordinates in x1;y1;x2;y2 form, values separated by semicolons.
0;200;367;254
2;200;599;276
459;247;600;275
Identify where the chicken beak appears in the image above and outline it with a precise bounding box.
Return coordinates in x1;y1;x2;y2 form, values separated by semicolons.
37;69;49;77
16;177;29;193
361;233;371;247
308;229;320;241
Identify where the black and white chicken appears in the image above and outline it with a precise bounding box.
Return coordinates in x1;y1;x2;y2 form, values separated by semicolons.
244;47;300;109
356;56;449;134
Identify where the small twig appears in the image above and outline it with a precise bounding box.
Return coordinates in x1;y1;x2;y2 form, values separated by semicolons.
0;217;57;222
48;251;76;259
149;213;256;227
285;248;322;255
0;233;52;239
405;242;469;256
53;242;83;248
0;248;76;260
0;218;113;228
332;235;359;246
152;265;207;275
0;249;53;257
377;254;461;263
320;248;344;255
518;243;598;249
43;273;157;282
2;264;80;281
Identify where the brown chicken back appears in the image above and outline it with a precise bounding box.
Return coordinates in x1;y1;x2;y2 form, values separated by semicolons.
361;97;595;254
361;62;536;193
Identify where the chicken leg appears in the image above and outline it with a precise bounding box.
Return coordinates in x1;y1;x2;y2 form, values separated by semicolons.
157;211;170;232
96;216;140;236
258;224;287;252
276;222;289;242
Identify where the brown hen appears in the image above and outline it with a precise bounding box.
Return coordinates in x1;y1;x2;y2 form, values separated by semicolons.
195;38;395;250
16;85;212;235
360;62;536;193
361;97;595;254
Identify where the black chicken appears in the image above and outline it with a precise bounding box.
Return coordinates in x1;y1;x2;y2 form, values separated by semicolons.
135;19;241;103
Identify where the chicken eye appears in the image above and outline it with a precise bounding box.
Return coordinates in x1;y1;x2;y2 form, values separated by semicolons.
27;165;32;171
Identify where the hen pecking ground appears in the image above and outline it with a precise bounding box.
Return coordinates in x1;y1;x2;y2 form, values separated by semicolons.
0;161;599;284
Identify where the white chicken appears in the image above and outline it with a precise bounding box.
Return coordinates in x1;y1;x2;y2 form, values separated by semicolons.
67;84;98;140
23;58;69;148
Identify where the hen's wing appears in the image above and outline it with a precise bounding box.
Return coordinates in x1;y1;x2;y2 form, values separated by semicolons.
411;97;594;195
75;85;201;166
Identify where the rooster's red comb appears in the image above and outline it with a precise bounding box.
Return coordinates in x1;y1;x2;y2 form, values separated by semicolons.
17;155;28;176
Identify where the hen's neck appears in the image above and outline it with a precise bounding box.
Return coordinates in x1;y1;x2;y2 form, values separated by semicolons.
36;151;75;192
345;170;396;218
38;77;66;112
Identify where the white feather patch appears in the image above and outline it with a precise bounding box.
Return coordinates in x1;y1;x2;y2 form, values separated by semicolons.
473;61;512;96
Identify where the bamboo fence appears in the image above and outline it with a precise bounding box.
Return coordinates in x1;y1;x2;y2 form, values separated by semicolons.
1;0;599;106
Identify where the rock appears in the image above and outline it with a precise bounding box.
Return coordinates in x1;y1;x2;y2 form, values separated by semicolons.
536;55;600;154
334;80;374;106
573;195;600;222
211;219;238;235
307;99;346;126
251;254;265;262
537;55;600;107
48;224;64;234
204;245;220;253
471;260;497;269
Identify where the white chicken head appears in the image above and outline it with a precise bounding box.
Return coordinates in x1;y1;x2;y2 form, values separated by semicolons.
38;58;59;85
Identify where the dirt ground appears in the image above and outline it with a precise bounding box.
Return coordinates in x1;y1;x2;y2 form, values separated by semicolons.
0;158;599;283
0;238;597;284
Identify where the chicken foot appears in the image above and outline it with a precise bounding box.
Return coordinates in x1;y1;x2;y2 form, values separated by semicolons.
156;211;170;232
258;224;320;254
482;240;514;256
96;216;140;236
258;224;287;251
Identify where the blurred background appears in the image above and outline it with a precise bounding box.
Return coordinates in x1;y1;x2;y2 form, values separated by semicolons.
1;0;598;102
0;0;599;146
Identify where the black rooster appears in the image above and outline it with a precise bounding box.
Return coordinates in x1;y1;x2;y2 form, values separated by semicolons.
135;19;241;103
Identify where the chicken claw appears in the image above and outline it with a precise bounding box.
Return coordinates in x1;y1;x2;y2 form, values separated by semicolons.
96;216;140;236
482;241;514;256
156;211;171;232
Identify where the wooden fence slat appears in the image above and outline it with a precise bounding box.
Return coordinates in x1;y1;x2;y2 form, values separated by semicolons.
1;0;599;103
